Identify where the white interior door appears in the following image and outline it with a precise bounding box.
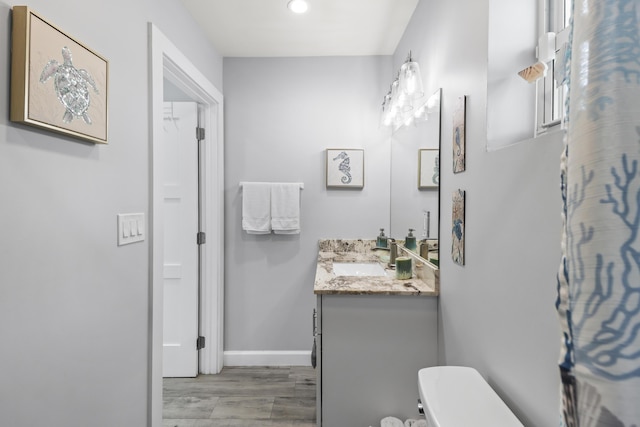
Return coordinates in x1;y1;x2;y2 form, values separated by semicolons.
162;101;199;377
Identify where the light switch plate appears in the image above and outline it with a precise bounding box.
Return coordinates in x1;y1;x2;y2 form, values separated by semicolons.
118;213;145;246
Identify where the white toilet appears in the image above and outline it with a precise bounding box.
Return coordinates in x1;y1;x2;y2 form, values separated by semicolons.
417;366;523;426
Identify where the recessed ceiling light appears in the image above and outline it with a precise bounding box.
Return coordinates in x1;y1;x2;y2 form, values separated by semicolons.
287;0;308;14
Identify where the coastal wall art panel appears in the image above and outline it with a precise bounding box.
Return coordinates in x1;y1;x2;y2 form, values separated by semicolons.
452;189;465;266
10;6;109;144
452;96;466;173
418;148;439;189
326;149;364;188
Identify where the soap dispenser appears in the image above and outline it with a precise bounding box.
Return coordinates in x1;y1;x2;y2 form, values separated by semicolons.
405;229;417;251
376;228;388;248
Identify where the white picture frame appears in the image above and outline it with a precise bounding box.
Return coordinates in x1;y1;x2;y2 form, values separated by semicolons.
326;149;364;188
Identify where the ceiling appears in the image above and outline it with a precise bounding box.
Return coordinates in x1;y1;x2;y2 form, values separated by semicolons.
179;0;419;57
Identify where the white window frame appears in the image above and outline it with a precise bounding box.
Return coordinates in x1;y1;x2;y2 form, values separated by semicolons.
536;0;571;135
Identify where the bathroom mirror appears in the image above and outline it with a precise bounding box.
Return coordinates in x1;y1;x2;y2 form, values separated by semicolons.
389;88;441;264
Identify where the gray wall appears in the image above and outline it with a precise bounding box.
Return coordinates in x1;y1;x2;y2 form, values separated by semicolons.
396;0;562;426
0;0;222;426
223;56;391;353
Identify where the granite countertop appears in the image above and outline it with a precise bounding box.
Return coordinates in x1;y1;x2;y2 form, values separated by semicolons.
313;239;439;296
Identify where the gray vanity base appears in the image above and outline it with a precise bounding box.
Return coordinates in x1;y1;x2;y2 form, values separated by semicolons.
316;294;438;427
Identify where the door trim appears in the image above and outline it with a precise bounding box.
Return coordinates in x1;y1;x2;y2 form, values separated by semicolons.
148;23;224;427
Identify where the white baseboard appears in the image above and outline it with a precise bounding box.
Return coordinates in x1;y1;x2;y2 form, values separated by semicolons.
223;351;312;367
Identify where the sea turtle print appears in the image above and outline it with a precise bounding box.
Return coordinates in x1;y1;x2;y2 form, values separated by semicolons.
40;46;99;124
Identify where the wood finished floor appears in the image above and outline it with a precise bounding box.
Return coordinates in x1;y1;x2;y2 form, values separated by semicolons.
163;366;316;427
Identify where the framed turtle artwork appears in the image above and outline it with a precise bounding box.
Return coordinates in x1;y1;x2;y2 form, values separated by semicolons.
10;6;109;144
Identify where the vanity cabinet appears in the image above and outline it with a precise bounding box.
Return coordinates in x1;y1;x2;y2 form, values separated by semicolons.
316;294;438;427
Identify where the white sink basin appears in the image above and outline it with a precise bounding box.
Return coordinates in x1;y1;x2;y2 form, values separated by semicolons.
332;262;387;277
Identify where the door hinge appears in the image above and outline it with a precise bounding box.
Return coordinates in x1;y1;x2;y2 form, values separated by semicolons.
196;127;205;140
197;232;206;245
196;336;206;350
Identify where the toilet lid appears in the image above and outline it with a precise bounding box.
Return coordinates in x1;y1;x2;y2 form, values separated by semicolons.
418;366;523;427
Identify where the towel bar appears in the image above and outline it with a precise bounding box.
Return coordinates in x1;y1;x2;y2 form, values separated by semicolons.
239;182;304;189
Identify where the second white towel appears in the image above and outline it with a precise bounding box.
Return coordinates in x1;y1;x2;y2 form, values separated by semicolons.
271;183;301;234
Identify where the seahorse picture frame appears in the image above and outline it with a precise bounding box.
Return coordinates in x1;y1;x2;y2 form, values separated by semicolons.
326;149;364;189
10;6;109;144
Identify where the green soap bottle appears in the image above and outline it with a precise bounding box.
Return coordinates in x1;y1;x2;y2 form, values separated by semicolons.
377;228;388;248
405;228;417;251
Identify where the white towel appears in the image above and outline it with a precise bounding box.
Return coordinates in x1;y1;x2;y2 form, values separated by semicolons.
271;183;300;234
380;417;404;427
242;182;272;234
404;420;427;427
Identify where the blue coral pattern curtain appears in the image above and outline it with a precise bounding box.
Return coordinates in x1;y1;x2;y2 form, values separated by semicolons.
558;0;640;425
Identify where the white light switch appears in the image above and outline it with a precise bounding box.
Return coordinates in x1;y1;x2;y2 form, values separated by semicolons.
118;213;145;246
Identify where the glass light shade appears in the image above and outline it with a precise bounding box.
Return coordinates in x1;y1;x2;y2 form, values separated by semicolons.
399;61;425;100
380;93;394;127
389;79;401;115
391;77;413;113
381;53;429;131
287;0;308;14
397;91;414;112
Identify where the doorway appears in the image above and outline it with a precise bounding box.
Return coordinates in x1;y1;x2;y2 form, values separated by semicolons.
149;23;224;427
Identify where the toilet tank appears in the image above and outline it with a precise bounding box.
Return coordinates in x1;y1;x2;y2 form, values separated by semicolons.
418;366;523;427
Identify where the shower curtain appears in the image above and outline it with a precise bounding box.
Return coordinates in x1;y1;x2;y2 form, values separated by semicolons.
558;0;640;425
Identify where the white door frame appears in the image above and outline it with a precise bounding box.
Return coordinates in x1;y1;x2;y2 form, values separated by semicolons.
148;23;224;427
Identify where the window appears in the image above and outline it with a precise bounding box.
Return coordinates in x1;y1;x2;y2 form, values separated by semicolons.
536;0;572;134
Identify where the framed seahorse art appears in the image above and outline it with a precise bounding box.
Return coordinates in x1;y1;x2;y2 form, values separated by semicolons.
326;149;364;189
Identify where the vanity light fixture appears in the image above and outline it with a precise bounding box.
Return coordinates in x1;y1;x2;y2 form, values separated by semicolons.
381;51;428;130
287;0;309;14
